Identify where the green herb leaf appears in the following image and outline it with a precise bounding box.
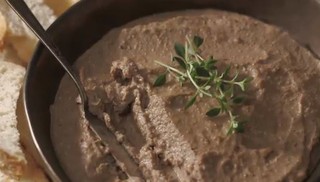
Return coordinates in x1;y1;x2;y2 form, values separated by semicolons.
217;95;229;113
204;85;211;91
244;77;254;83
153;73;167;87
232;96;245;104
174;43;185;58
215;80;222;90
221;65;231;79
233;121;246;133
206;108;221;117
244;77;253;86
185;95;197;109
193;35;204;48
172;56;187;69
238;82;246;91
231;72;239;81
238;77;253;91
195;67;210;77
220;83;227;92
226;125;234;135
224;86;234;98
205;56;217;70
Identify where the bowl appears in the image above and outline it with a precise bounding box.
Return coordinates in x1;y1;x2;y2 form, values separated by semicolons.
19;0;320;181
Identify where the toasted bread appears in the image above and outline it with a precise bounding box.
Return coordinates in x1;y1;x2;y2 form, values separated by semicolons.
0;0;56;63
0;59;48;182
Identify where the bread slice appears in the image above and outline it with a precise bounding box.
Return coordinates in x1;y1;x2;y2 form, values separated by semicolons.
0;0;56;63
0;60;48;181
0;60;26;177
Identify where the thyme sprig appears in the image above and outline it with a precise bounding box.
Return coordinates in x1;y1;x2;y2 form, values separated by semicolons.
153;35;252;135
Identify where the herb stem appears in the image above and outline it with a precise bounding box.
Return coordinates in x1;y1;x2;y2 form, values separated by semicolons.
195;77;238;86
195;76;210;80
228;110;234;121
196;54;204;61
185;42;190;63
155;60;187;77
221;80;236;84
186;69;213;97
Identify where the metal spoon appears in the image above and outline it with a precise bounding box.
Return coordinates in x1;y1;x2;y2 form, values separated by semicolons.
5;0;142;178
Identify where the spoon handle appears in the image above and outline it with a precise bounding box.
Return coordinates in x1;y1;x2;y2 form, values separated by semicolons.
5;0;88;105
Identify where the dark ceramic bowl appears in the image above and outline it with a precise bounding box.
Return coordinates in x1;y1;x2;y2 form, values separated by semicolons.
20;0;320;181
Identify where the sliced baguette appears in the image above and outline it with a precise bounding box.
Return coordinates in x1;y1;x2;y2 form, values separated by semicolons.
0;0;56;63
0;60;26;178
0;60;48;182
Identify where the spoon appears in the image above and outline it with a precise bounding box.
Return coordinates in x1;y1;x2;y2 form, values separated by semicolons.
5;0;142;179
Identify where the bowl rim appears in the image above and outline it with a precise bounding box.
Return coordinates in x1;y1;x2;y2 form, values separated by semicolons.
23;0;86;181
22;0;320;181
